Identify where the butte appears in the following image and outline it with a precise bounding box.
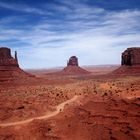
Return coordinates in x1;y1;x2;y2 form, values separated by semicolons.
113;47;140;75
62;56;90;75
0;47;35;83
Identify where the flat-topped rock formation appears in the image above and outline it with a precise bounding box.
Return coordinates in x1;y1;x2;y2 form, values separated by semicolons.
67;56;78;66
0;47;35;83
121;47;140;66
113;47;140;75
63;56;90;75
45;56;90;76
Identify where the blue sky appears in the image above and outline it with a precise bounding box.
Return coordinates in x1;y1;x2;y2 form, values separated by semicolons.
0;0;140;69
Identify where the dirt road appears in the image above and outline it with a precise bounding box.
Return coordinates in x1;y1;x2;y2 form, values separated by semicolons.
0;95;78;127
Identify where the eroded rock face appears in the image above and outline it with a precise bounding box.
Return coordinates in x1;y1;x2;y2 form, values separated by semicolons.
0;47;19;67
121;47;140;66
62;56;90;75
0;47;36;83
67;56;78;66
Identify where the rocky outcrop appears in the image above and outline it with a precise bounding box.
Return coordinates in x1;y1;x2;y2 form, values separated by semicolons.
63;56;90;75
113;47;140;75
67;56;78;66
0;47;19;67
0;47;35;84
121;47;140;66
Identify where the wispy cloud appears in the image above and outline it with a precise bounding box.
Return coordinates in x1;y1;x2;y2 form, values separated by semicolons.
0;0;140;68
0;1;52;15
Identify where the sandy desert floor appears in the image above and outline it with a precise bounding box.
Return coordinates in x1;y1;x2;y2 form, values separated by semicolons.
0;66;140;140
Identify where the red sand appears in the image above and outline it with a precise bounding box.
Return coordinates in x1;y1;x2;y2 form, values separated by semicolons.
0;65;140;140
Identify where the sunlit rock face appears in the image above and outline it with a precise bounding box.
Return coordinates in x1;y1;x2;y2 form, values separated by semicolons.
0;47;19;67
121;47;140;66
67;56;79;66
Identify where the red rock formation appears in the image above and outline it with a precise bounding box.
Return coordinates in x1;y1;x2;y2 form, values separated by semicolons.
121;47;140;66
0;47;35;83
113;47;140;75
67;56;78;66
63;56;90;75
0;47;19;67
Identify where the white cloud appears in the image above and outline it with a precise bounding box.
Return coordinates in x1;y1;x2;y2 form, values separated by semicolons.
0;1;52;15
0;1;140;68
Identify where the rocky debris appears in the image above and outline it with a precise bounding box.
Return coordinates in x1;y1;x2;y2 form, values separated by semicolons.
67;56;78;66
63;65;90;75
121;47;140;66
113;65;140;75
0;47;19;67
